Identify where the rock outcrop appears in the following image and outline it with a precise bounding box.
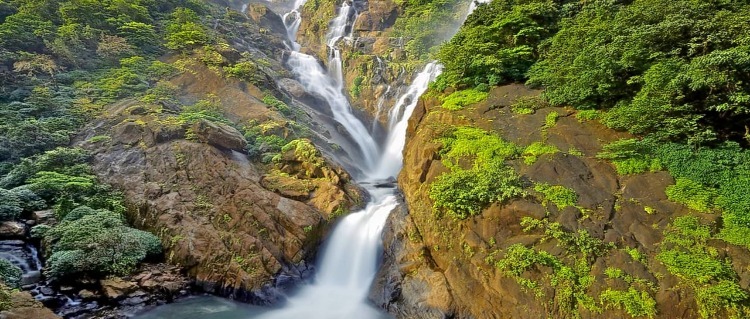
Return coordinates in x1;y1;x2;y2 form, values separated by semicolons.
372;84;747;318
1;286;60;319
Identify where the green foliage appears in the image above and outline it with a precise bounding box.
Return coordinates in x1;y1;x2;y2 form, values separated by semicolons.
178;95;228;125
522;142;558;164
430;161;523;219
657;216;748;318
0;259;21;288
350;76;364;98
495;219;613;314
436;0;568;89
165;8;209;51
0;283;11;311
0;188;22;221
527;0;750;144
544;111;559;129
597;139;663;175
262;95;291;115
224;61;263;84
511;95;547;115
42;207;162;279
430;127;523;219
533;183;577;210
575;110;600;122
600;287;657;318
392;0;467;60
436;126;520;168
665;179;718;213
441;89;489;110
279;139;324;171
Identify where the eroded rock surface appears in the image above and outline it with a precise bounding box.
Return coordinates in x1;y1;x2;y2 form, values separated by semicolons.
372;84;743;318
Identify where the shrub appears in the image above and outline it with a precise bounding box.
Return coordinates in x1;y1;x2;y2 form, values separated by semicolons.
0;259;22;288
600;287;657;318
350;76;364;98
0;189;22;221
42;207;162;278
441;89;489;110
665;179;718;213
430;127;524;218
657;216;748;318
534;183;578;210
430;161;524;219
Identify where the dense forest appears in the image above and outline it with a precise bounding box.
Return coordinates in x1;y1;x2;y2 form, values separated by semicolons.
0;0;217;300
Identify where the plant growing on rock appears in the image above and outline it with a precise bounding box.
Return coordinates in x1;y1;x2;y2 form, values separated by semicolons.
38;206;162;279
430;127;523;218
0;259;22;288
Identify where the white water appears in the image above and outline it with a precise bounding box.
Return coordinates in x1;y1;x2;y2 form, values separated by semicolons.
370;62;442;180
253;1;445;318
285;1;380;170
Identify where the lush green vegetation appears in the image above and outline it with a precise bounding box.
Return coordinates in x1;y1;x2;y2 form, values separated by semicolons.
528;0;750;145
656;216;748;318
434;0;573;90
600;287;657;319
392;0;469;60
533;183;577;211
522;142;558;165
429;127;523;219
440;88;489;110
0;146;163;279
34;206;161;279
0;259;22;288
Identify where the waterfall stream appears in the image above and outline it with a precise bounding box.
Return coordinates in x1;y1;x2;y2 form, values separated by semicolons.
136;0;473;317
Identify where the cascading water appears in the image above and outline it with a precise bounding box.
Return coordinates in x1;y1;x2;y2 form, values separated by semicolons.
136;0;474;317
251;1;444;318
285;1;380;170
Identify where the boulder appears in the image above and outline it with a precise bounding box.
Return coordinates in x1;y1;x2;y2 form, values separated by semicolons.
0;289;61;319
0;222;25;238
32;210;56;226
100;278;138;300
190;119;247;151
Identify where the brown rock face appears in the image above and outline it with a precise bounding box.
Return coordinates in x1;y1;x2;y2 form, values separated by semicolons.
0;288;60;319
372;84;740;318
76;97;362;302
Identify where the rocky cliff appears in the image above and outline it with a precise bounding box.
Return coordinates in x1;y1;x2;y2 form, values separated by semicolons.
67;5;368;303
371;84;750;318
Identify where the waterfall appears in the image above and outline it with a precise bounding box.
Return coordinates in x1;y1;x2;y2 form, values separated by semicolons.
284;1;380;171
252;0;447;317
370;62;442;180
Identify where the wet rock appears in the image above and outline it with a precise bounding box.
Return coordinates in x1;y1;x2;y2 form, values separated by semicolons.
0;222;25;238
100;278;138;300
78;289;98;300
278;78;307;99
1;286;61;319
32;210;55;225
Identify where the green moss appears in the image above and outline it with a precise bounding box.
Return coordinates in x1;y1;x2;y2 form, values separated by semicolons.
544;111;559;129
441;89;489;110
523;142;559;164
534;183;578;211
262;95;291;115
350;76;364;98
600;287;657;318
